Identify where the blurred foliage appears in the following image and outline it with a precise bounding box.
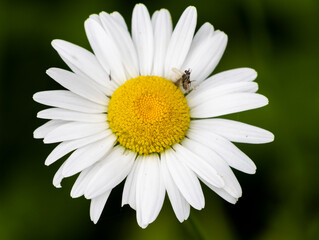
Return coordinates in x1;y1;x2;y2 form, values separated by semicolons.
0;0;319;239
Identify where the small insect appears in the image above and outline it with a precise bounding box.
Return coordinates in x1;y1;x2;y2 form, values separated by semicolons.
173;68;193;93
109;70;112;81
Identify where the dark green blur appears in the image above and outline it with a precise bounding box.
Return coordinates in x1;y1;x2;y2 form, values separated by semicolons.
0;0;318;239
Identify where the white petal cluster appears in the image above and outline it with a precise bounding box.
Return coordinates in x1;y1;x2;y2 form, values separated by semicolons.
34;4;274;228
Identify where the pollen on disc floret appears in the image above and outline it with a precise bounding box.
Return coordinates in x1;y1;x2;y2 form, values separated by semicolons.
108;76;190;155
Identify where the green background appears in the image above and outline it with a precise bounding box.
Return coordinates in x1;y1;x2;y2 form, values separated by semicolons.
0;0;318;239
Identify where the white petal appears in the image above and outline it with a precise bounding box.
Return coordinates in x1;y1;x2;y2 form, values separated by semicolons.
37;108;107;123
45;131;110;166
99;12;139;79
59;56;109;94
192;31;227;82
187;82;258;108
190;93;269;118
191;22;214;47
182;138;242;198
136;155;165;228
182;27;228;82
85;18;126;85
61;134;116;177
110;11;128;30
89;14;101;23
200;68;257;89
71;166;100;198
187;128;256;174
180;22;214;81
33;90;107;113
33;120;65;139
90;190;111;224
122;159;140;210
164;6;197;79
132;4;154;76
85;146;135;199
199;177;238;204
151;10;159;25
161;153;190;222
43;122;108;144
174;143;224;188
51;39;112;88
46;68;108;105
191;119;274;144
163;149;204;210
152;9;172;77
53;162;66;188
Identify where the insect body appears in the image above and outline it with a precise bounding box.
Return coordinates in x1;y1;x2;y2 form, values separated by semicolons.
174;69;192;93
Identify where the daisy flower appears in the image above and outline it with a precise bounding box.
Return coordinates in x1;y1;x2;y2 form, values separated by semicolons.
33;4;274;228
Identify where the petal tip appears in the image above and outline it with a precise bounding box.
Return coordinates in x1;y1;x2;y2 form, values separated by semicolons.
231;198;239;204
44;160;51;166
43;138;51;144
45;68;54;76
53;180;62;188
70;187;82;199
134;3;147;12
267;132;275;142
51;39;65;47
32;93;39;101
33;132;40;139
84;18;95;28
186;6;197;12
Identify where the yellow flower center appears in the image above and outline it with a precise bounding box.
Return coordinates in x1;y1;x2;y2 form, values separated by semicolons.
108;76;190;155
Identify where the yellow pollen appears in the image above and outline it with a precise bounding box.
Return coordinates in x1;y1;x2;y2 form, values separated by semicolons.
107;76;190;155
